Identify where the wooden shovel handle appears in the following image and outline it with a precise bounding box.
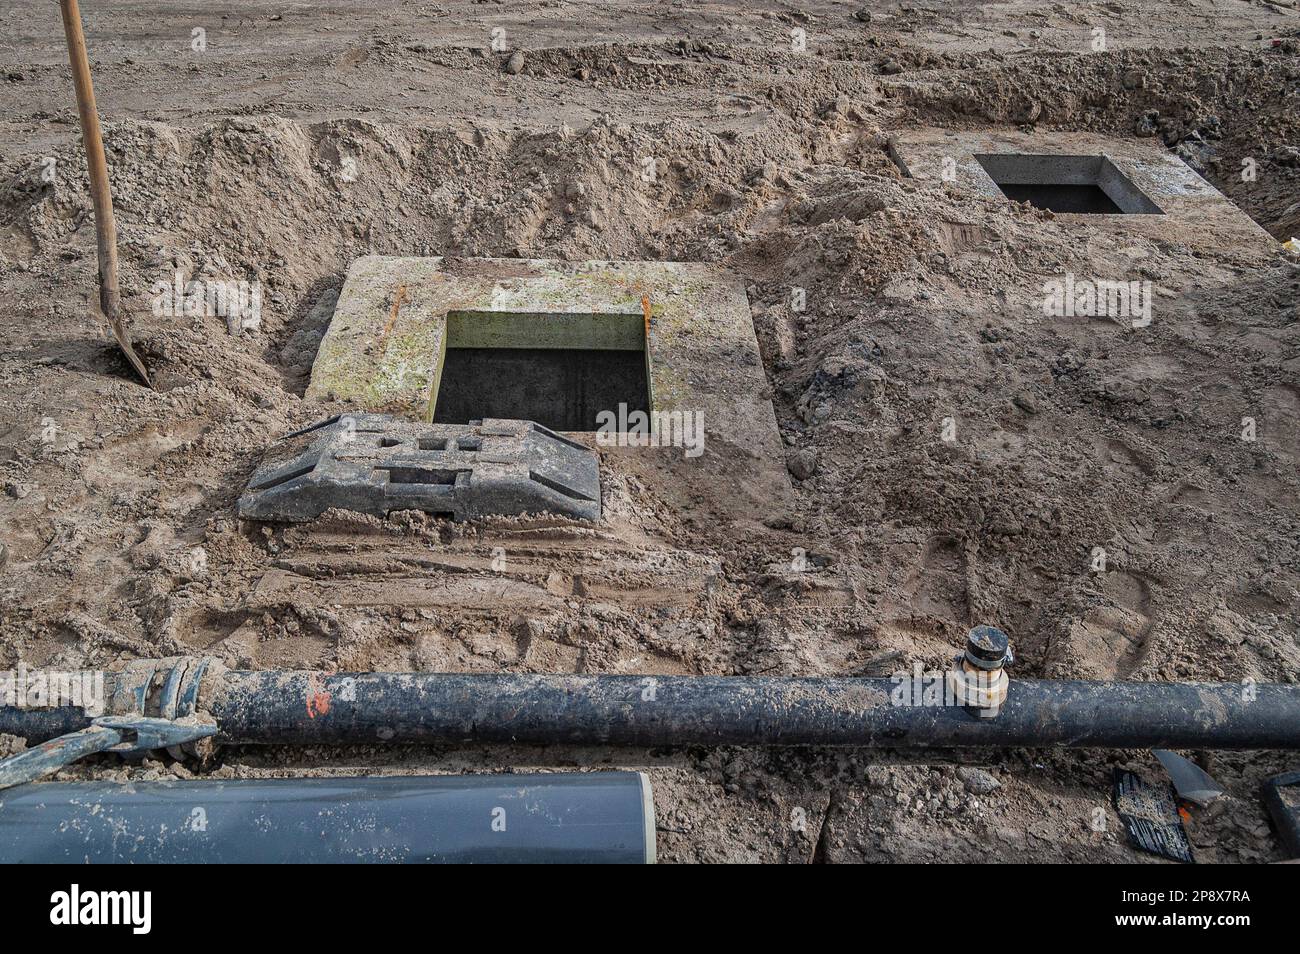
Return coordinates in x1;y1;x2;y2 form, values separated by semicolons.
59;0;151;387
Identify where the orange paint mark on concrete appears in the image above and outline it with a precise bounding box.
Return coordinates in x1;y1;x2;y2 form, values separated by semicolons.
379;284;408;344
641;294;652;340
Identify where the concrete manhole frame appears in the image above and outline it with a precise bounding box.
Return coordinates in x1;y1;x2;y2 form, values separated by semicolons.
306;256;793;524
971;153;1164;215
888;128;1278;249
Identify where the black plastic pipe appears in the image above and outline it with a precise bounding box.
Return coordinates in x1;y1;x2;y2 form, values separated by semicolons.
0;773;656;864
2;670;1298;750
205;672;1300;749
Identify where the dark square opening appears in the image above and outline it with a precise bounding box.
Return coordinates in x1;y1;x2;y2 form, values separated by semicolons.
433;347;650;431
975;153;1163;215
430;310;651;432
996;183;1122;214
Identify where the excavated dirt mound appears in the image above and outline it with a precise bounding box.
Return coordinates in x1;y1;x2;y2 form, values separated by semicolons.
0;1;1297;862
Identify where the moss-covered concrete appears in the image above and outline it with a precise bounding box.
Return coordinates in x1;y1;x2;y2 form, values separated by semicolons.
306;256;793;520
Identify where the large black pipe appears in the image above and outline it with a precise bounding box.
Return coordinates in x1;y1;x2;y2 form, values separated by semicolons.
2;670;1297;750
207;672;1300;749
0;773;655;864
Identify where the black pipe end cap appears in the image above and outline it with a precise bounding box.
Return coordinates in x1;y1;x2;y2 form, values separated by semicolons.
964;625;1010;670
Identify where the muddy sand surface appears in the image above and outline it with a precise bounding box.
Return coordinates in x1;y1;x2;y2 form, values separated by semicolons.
0;1;1298;861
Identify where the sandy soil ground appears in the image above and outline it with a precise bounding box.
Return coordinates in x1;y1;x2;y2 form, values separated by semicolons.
0;1;1298;862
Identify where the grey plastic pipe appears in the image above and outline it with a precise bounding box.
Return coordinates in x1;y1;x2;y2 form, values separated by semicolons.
0;773;656;864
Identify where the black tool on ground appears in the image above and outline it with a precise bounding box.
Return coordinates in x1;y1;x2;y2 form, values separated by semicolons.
0;772;655;864
1261;769;1300;858
1113;768;1194;864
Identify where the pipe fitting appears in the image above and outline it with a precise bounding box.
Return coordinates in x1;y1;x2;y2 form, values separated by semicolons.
963;625;1013;671
106;655;219;759
947;625;1012;717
